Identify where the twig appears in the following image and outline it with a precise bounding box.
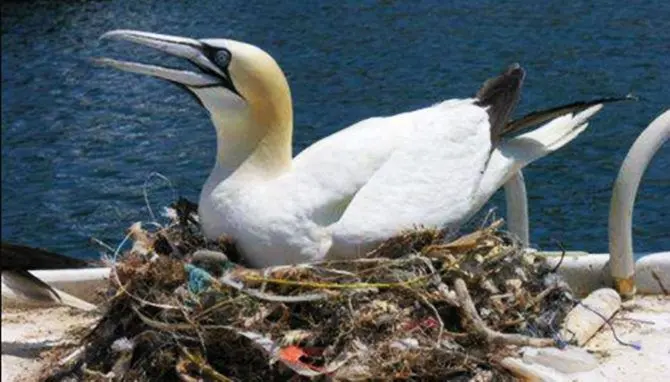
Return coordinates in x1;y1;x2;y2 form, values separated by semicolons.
219;275;330;302
499;317;526;328
107;231;182;311
133;305;194;331
244;288;331;303
490;293;514;301
318;257;396;266
58;345;86;366
408;288;444;348
181;307;208;359
453;278;555;347
549;239;567;273
430;347;488;366
241;273;428;290
527;284;563;308
82;367;114;379
478;209;499;230
177;372;199;382
178;345;233;382
192;296;243;321
651;270;669;295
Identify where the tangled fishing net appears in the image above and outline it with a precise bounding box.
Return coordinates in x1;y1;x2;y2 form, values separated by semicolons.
46;198;576;381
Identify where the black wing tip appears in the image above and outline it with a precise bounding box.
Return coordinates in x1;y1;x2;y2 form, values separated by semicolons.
570;94;638;112
1;241;91;270
476;63;526;145
504;63;525;79
2;270;64;304
503;93;636;137
475;63;526;101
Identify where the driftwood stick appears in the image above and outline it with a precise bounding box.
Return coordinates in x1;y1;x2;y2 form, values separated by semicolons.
453;278;555;347
527;284;565;309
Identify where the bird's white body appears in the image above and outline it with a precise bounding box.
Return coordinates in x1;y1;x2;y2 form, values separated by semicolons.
198;97;599;267
99;30;604;268
199;99;485;266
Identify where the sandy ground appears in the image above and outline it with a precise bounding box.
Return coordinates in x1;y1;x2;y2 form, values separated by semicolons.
1;306;99;382
1;296;668;381
575;295;670;381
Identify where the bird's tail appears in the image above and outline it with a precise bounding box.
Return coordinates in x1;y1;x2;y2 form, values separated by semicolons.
506;103;603;165
496;95;635;163
503;94;635;138
476;104;605;201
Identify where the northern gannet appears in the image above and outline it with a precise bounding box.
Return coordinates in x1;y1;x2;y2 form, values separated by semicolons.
98;30;615;268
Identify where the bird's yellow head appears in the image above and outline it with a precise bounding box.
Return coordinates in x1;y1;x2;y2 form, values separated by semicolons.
97;30;293;174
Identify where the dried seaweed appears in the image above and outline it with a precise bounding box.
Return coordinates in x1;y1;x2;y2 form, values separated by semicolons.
46;199;574;381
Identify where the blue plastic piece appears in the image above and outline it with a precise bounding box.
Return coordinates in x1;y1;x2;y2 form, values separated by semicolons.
185;263;215;295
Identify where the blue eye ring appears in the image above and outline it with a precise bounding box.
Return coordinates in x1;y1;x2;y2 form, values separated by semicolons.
213;49;231;68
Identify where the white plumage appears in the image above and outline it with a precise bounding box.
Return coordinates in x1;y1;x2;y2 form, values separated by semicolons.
99;30;606;267
199;99;600;266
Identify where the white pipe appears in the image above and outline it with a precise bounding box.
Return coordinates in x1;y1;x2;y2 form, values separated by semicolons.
504;171;530;247
609;109;670;296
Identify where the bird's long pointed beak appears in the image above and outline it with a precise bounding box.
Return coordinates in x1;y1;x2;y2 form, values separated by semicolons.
95;30;224;87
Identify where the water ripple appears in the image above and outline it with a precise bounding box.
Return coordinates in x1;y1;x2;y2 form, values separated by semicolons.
2;0;668;260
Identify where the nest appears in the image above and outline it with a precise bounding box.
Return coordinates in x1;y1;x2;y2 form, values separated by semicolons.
46;198;575;381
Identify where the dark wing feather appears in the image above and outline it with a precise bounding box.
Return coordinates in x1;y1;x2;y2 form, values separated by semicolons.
1;242;91;304
1;242;90;270
475;63;526;147
2;270;63;303
504;95;636;138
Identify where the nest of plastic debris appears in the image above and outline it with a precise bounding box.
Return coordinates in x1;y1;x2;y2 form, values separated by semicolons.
46;198;575;381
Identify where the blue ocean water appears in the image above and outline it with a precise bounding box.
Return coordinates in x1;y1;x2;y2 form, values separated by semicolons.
2;0;668;261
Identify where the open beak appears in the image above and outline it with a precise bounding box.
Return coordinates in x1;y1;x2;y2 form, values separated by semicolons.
95;30;227;88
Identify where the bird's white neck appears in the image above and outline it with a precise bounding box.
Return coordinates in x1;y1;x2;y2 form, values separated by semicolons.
216;117;291;175
189;52;295;192
200;99;293;196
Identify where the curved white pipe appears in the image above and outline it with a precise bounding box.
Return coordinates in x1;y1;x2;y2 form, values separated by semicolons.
609;109;670;296
504;171;530;247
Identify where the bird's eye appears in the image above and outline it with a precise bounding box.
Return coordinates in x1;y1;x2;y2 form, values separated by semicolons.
213;49;231;69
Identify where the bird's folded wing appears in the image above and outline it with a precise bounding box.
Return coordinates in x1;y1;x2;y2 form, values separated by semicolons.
2;270;63;303
329;102;491;253
1;242;88;303
1;242;90;270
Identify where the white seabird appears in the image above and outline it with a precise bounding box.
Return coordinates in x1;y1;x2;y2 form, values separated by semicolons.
98;30;619;268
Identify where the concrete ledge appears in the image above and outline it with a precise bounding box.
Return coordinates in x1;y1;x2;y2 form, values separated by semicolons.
1;306;100;382
635;252;670;294
538;251;670;297
541;252;612;297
